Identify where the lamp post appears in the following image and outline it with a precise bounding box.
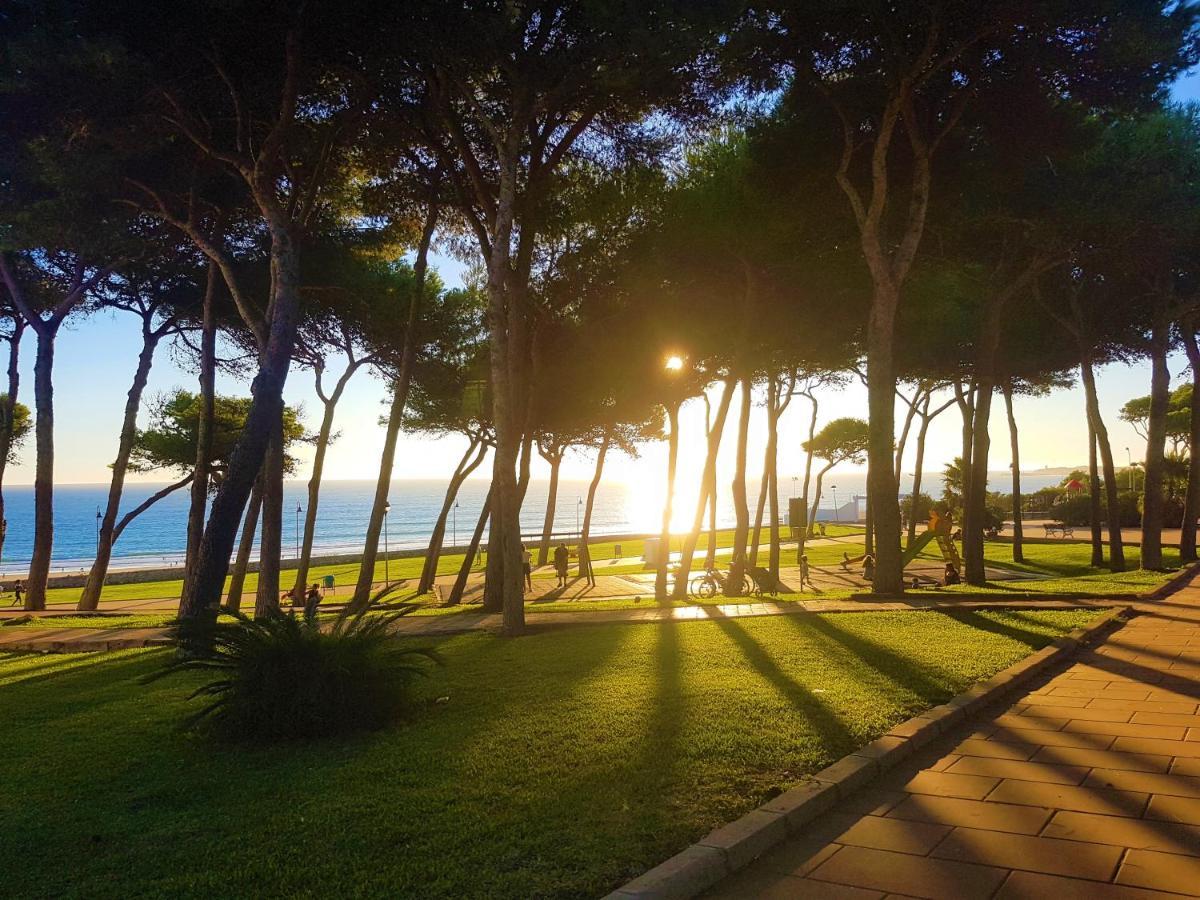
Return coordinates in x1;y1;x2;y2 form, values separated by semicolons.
294;503;302;561
576;496;582;537
656;354;685;601
95;507;102;557
453;501;459;548
1125;447;1134;491
791;475;797;498
383;500;391;586
831;485;839;523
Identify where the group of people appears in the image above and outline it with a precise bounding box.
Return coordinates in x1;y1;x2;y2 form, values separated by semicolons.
520;541;583;592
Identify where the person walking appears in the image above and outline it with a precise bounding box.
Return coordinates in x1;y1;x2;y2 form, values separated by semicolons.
521;544;533;591
554;542;570;589
13;579;23;607
799;554;812;592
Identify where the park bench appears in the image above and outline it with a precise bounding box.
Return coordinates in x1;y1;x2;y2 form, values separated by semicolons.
1043;523;1075;539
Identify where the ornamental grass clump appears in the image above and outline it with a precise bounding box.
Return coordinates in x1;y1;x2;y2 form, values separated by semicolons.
149;599;438;741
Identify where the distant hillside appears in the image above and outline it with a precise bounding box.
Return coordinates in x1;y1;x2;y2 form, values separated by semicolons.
1020;465;1086;478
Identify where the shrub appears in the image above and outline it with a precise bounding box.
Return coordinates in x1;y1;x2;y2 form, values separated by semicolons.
150;599;438;741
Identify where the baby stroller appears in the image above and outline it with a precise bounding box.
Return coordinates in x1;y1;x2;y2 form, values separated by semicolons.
749;566;780;597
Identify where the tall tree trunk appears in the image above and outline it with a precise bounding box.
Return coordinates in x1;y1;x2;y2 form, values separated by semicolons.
78;330;161;610
536;447;562;566
255;419;285;617
865;292;903;593
0;318;25;567
1141;322;1171;570
1080;355;1126;571
704;395;718;569
907;397;932;545
418;438;486;593
809;464;834;535
577;432;609;581
672;377;737;600
350;209;438;612
749;383;774;568
964;381;994;585
1002;382;1024;564
1181;326;1200;563
447;486;491;606
797;390;819;559
1088;416;1104;567
864;486;874;556
183;263;217;597
24;328;57;610
767;409;781;582
226;476;264;613
179;224;304;622
654;402;681;602
291;363;362;601
727;378;753;596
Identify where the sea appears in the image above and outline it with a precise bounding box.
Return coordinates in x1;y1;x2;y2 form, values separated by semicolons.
0;470;1067;577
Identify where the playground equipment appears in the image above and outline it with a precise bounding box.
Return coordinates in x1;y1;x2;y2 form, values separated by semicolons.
900;511;962;569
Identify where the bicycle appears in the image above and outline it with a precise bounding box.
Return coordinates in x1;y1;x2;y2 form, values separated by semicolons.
689;566;753;599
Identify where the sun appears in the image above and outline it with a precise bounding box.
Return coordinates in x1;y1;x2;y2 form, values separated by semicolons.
664;355;684;371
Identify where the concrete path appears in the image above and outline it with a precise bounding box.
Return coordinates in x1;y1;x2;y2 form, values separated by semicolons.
705;575;1200;898
0;594;1120;654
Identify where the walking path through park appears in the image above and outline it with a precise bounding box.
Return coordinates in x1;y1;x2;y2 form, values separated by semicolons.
703;572;1200;898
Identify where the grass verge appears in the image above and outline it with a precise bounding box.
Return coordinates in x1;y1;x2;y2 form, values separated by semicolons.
0;607;1100;898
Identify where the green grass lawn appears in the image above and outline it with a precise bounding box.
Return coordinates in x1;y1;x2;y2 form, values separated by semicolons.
0;606;1098;898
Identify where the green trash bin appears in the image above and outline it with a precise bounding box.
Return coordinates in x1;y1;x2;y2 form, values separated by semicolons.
322;574;335;595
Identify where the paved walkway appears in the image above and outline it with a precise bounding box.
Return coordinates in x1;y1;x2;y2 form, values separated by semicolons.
705;576;1200;898
0;594;1121;653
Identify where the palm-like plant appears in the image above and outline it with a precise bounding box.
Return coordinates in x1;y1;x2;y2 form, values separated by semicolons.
149;590;438;740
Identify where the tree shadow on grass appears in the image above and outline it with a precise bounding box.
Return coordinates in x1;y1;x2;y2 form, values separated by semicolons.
786;613;957;706
709;616;854;751
935;609;1059;650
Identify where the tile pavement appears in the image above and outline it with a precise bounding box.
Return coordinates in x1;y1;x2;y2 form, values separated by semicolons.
702;578;1200;898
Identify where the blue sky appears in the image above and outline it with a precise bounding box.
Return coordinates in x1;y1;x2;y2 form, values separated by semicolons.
17;69;1200;488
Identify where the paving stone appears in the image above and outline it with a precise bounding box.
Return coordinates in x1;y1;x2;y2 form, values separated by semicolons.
1015;705;1134;723
899;770;1000;801
982;726;1116;749
1128;711;1199;729
1086;768;1200;799
1172;757;1200;775
1041;809;1200;855
1117;848;1200;894
884;794;1052;835
1048;685;1151;701
944;756;1090;785
807;845;1008;900
825;813;951;855
750;836;841;878
995;869;1183;899
1113;736;1200;759
931;827;1123;879
950;739;1037;760
1030;745;1173;773
1089;697;1199;715
1060;719;1188;739
1145;793;1200;826
986;779;1150;817
838;790;908;818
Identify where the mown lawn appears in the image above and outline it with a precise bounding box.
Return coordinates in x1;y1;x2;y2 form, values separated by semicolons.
0;607;1098;898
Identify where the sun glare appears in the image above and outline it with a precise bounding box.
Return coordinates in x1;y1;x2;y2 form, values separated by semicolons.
664;355;684;371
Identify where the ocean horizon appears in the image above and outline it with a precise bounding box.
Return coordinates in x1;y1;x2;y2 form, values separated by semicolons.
0;469;1065;576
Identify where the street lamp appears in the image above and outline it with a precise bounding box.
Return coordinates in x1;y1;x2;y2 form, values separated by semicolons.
453;501;459;548
831;485;840;523
383;500;391;585
576;496;582;536
791;475;797;498
1125;447;1134;491
295;503;302;561
95;507;102;556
